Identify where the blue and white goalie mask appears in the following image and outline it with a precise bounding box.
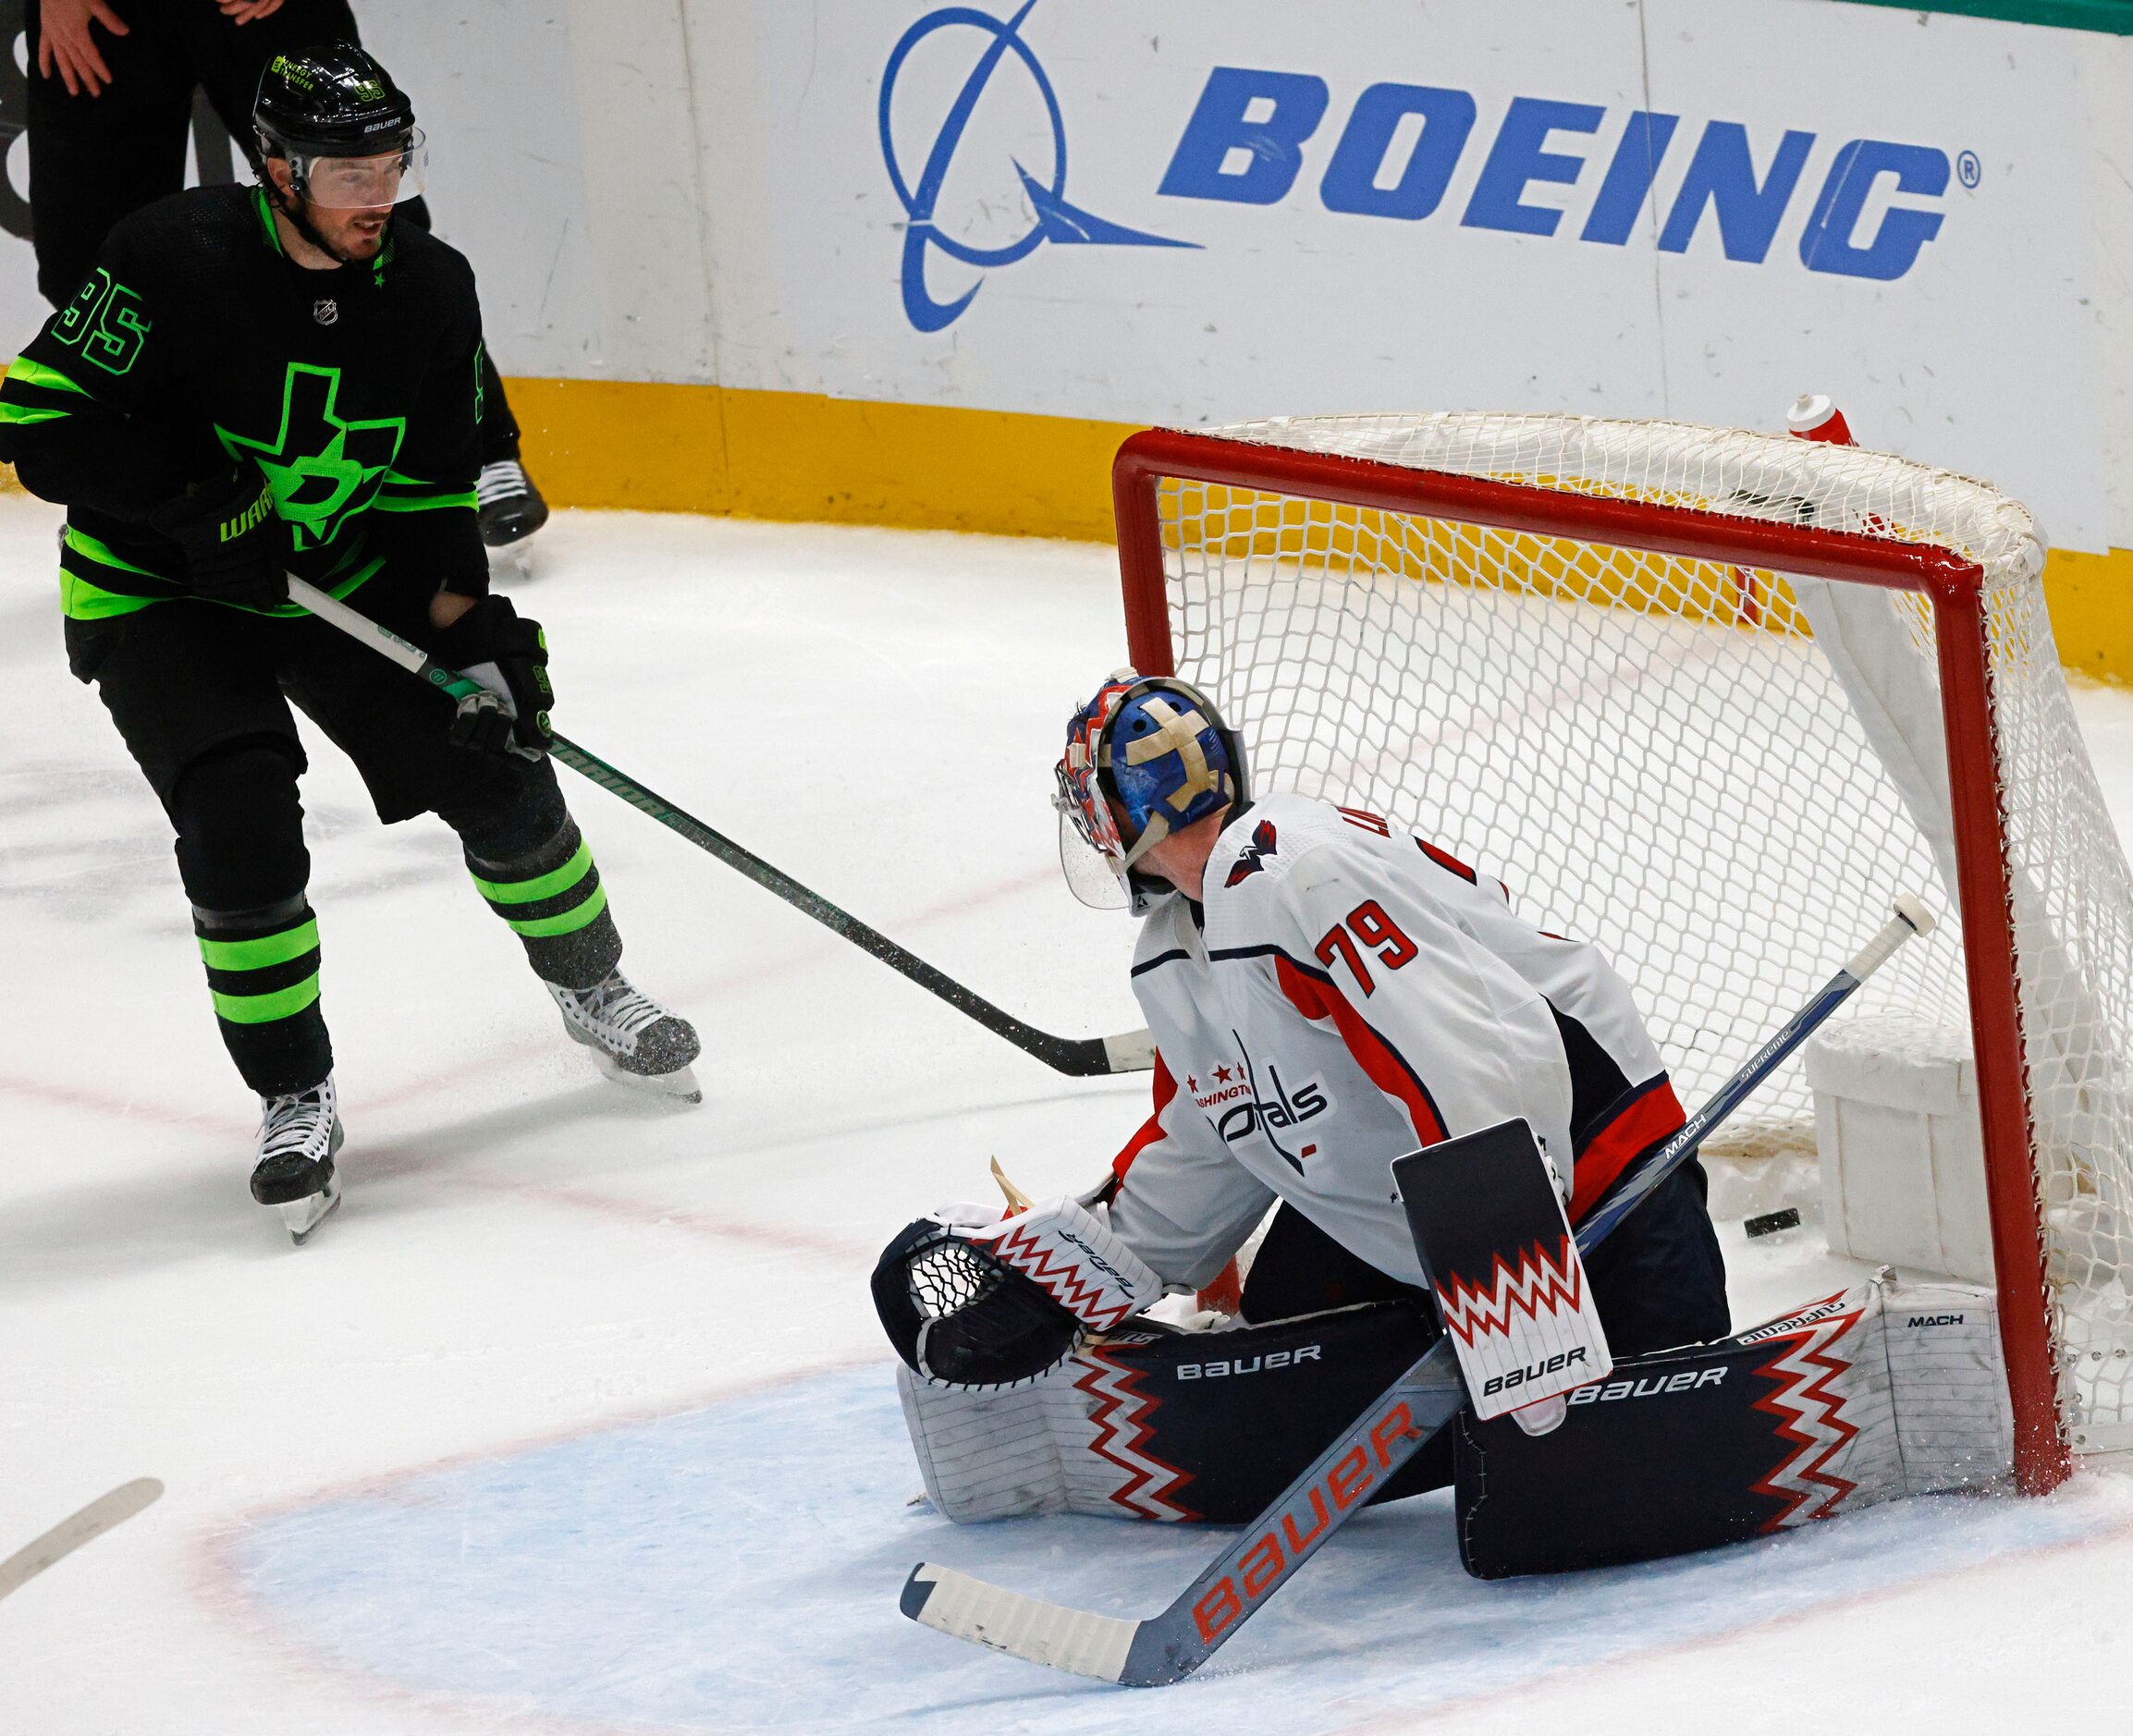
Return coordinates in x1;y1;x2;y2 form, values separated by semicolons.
1053;670;1245;912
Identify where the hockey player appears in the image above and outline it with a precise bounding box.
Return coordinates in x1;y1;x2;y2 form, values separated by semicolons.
876;671;1728;1496
23;0;548;544
0;43;697;1237
876;674;2019;1574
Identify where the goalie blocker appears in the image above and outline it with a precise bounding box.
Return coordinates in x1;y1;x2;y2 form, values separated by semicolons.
899;1272;2013;1571
1392;1119;1612;1435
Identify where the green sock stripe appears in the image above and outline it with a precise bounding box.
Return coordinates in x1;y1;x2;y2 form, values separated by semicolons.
211;973;322;1025
504;882;608;938
198;920;320;972
472;839;594;906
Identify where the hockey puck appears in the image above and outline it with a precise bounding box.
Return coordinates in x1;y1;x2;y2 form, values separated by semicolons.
1744;1207;1802;1240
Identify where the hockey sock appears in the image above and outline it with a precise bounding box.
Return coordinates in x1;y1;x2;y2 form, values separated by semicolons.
464;818;622;990
193;894;332;1096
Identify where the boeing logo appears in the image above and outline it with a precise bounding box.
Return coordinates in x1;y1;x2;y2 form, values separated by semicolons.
879;12;1969;329
1159;68;1964;282
878;0;1194;331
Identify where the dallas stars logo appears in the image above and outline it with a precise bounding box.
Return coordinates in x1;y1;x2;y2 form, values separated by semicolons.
215;364;404;553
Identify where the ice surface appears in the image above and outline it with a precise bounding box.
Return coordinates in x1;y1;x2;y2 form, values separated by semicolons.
4;495;2133;1732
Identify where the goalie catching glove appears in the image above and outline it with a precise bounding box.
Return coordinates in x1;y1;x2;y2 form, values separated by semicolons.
873;1196;1165;1388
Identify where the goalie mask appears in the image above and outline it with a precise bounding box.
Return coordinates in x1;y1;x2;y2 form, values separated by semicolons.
1054;670;1246;913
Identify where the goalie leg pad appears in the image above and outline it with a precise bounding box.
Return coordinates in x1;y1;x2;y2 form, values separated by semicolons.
900;1300;1449;1524
1453;1274;2014;1579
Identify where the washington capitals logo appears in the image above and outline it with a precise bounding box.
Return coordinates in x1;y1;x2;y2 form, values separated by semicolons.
878;1;1195;332
1225;820;1279;887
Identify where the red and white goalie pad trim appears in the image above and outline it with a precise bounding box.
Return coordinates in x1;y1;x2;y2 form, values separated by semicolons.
1393;1120;1613;1424
965;1198;1164;1334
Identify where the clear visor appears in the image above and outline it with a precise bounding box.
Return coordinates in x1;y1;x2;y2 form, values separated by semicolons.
296;130;427;207
1058;805;1131;911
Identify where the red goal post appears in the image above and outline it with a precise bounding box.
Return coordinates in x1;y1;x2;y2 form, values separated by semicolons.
1110;418;2103;1495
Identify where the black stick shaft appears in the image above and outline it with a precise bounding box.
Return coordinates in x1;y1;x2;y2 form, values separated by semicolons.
553;738;1139;1077
282;576;1151;1079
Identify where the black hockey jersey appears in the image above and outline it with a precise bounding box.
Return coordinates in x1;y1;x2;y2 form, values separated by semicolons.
0;185;487;617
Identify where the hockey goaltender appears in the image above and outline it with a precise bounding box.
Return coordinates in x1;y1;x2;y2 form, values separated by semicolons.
873;672;2016;1578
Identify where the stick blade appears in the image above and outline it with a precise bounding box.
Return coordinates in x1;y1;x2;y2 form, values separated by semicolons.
1101;1028;1157;1074
901;1562;1137;1683
0;1477;164;1602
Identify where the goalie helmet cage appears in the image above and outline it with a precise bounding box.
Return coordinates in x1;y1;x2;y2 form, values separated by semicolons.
1111;415;2133;1496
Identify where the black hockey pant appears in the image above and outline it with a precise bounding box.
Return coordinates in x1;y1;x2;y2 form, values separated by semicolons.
66;582;620;1096
21;0;521;465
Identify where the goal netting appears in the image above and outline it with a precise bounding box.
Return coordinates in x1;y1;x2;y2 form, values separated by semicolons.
1111;412;2133;1485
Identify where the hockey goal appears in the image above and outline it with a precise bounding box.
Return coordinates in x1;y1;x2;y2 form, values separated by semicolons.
1110;414;2133;1494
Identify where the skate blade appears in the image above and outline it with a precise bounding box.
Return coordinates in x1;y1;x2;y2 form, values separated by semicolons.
595;1054;703;1104
279;1178;342;1244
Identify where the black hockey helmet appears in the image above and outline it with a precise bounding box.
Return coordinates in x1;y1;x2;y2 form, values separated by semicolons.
254;43;415;159
254;43;426;214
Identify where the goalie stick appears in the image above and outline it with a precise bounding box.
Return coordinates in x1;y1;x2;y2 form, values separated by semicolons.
900;894;1937;1685
284;578;1154;1079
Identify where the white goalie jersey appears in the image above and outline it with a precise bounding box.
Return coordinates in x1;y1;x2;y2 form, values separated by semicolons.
1104;793;1687;1290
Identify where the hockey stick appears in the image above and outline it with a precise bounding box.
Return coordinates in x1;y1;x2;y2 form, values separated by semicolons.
0;1479;163;1604
901;895;1938;1685
283;578;1154;1078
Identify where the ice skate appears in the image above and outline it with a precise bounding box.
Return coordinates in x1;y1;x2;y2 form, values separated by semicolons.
477;458;549;546
250;1076;344;1243
547;970;702;1102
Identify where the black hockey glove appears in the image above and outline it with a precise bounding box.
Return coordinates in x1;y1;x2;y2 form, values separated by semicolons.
430;595;555;758
873;1217;1085;1388
149;465;289;610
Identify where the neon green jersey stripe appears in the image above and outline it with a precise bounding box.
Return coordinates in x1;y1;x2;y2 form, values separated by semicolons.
6;355;88;395
65;525;173;580
504;883;608;938
472;840;594;906
57;545;386;621
373;490;478;513
0;402;69;426
198;920;319;972
59;571;161;619
210;974;322;1025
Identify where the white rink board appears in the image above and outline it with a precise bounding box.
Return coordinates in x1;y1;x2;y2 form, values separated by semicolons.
3;1;2132;548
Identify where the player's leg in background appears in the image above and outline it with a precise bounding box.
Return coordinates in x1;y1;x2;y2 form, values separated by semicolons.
272;582;699;1094
23;0;196;305
63;605;343;1215
393;197;548;549
467;341;548;549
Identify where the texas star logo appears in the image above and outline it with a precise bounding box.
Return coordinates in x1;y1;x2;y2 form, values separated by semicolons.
1224;819;1279;886
877;0;1195;331
215;362;404;552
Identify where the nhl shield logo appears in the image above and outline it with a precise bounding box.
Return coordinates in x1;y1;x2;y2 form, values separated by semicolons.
312;298;339;326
